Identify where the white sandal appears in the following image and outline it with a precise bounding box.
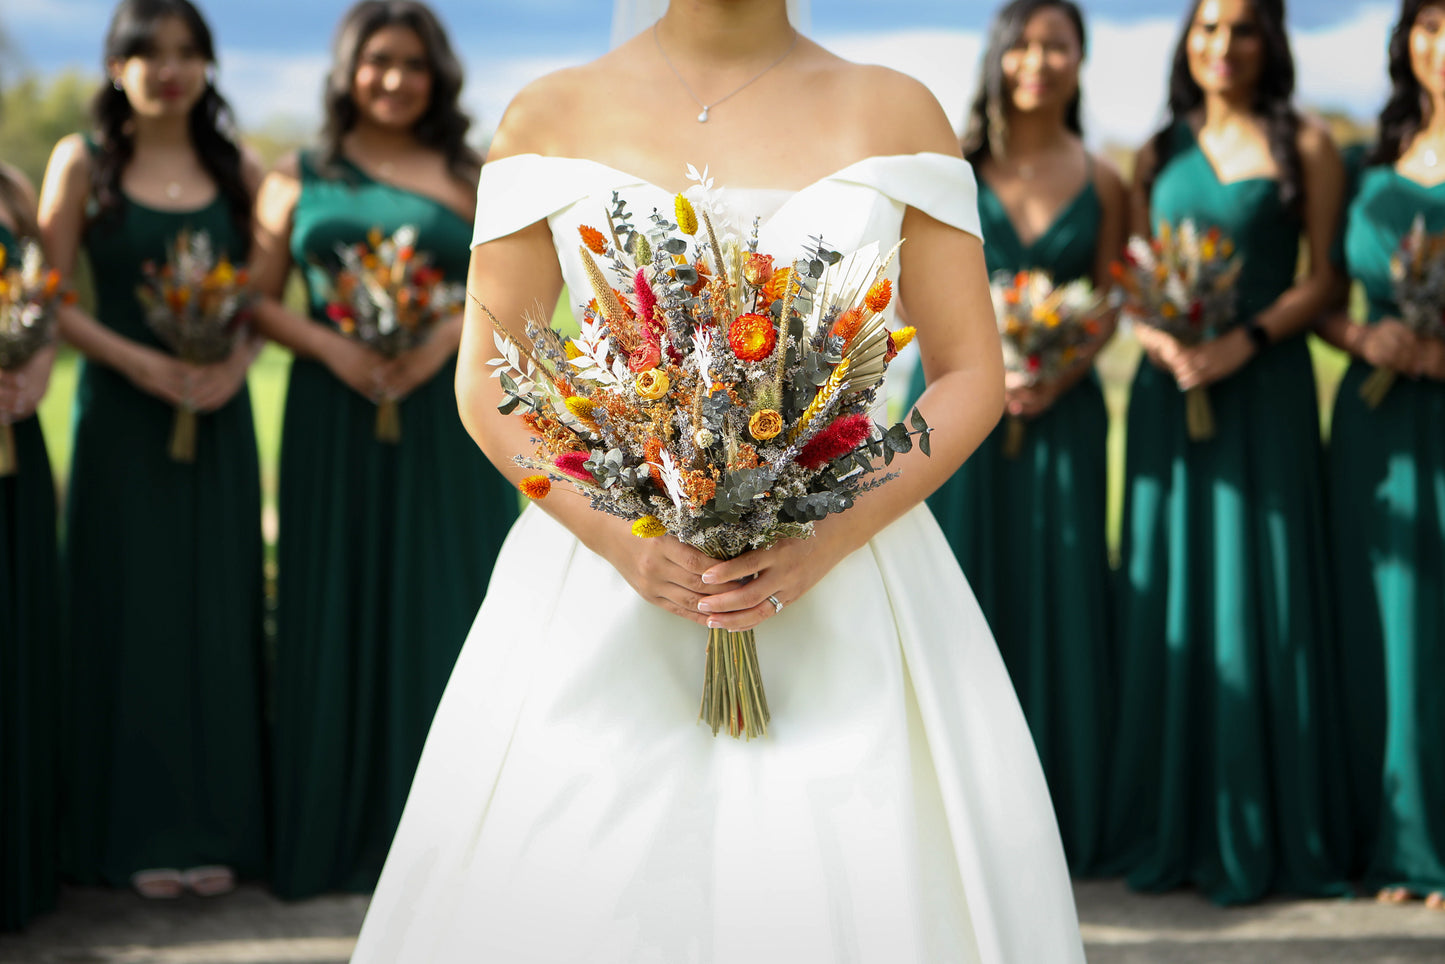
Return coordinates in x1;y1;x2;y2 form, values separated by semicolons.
181;865;236;897
131;868;185;899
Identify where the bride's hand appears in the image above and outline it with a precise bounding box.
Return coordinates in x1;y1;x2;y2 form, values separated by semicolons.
596;525;733;628
694;521;853;632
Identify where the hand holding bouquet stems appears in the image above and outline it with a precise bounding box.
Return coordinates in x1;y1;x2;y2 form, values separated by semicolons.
319;225;464;442
136;228;253;462
992;269;1108;458
482;181;932;739
1359;215;1445;408
1111;220;1243;441
0;238;72;476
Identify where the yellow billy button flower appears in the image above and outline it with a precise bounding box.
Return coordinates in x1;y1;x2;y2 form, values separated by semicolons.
632;515;667;538
519;475;552;499
564;396;596;420
634;369;670;400
563;340;583;360
890;326;916;351
674;194;698;236
748;409;783;441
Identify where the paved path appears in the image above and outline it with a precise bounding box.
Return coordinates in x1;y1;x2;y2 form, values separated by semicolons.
1;880;1443;963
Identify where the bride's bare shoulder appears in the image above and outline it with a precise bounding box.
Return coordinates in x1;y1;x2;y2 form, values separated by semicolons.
806;50;960;157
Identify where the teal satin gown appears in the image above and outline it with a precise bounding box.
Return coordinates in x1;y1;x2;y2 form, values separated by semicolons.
63;172;268;885
0;220;60;929
1103;123;1351;903
906;175;1113;874
270;154;518;899
1330;164;1445;894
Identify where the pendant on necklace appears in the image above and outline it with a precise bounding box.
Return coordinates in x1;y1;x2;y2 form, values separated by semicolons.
1425;148;1439;168
697;108;709;123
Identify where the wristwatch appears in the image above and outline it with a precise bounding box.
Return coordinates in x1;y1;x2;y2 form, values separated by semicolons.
1243;318;1271;353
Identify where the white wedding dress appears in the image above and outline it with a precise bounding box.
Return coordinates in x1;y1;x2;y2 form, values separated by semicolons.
350;152;1084;964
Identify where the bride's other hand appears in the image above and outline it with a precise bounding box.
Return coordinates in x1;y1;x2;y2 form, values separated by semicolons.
595;524;734;628
692;520;853;632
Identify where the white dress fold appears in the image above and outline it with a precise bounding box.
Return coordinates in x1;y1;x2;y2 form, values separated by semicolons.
352;152;1083;964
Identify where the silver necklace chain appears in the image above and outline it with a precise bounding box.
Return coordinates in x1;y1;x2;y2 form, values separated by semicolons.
653;23;799;123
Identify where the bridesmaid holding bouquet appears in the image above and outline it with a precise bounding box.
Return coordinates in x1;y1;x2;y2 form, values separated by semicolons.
908;0;1127;874
1318;0;1445;908
249;0;517;899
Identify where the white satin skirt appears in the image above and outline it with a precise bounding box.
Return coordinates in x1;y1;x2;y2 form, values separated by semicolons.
351;504;1084;963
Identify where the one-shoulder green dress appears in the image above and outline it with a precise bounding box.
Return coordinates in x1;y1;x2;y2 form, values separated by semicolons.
63;174;268;885
1103;123;1350;904
906;175;1113;874
0;221;60;929
1330;164;1445;894
270;155;517;899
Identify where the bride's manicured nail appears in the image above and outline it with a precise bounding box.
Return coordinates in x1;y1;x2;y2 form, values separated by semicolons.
697;601;713;613
701;572;716;584
706;618;720;629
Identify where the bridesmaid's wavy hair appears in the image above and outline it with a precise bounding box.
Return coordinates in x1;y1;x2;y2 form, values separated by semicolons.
90;0;250;245
961;0;1088;166
1144;0;1303;215
1370;0;1438;166
318;0;481;185
0;169;38;241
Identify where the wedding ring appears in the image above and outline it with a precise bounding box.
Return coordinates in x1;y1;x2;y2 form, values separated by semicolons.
767;594;783;614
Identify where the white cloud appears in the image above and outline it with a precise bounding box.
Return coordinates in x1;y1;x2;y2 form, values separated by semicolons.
218;50;330;131
813;28;984;130
5;0;110;32
1291;2;1394;118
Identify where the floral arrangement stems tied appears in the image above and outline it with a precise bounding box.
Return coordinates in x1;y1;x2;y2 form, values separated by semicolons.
1360;214;1445;409
483;179;931;740
320;225;464;443
1112;220;1243;441
992;269;1107;458
0;239;70;477
136;228;253;463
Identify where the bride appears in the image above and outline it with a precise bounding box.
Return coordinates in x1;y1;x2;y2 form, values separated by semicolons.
351;1;1084;961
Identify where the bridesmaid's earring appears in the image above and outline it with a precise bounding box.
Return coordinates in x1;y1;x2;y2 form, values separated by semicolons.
112;79;124;91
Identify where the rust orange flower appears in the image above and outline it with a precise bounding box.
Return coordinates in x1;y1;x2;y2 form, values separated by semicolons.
578;224;608;254
748;409;783;441
830;307;865;343
762;266;793;305
743;253;774;287
728;312;777;362
519;475;551;499
864;278;893;313
628;337;662;372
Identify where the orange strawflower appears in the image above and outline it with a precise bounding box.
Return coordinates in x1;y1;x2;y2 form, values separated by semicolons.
519;475;551;499
728;312;777;362
578;225;608;255
864;278;892;313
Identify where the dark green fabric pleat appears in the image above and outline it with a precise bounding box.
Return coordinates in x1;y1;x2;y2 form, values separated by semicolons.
269;155;517;899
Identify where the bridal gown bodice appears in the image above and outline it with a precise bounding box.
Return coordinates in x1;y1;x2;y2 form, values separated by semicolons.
350;152;1084;964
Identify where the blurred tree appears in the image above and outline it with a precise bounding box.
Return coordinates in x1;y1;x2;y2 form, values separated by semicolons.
0;71;96;189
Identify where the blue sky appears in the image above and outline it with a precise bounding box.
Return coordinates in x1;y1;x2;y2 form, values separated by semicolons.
5;1;1398;144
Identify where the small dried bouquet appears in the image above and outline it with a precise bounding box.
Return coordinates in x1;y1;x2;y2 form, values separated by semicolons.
0;238;71;476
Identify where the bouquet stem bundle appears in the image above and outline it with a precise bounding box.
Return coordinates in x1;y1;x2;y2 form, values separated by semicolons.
700;626;770;739
0;423;15;477
169;404;198;463
376;396;402;443
1360;215;1445;409
1002;416;1027;459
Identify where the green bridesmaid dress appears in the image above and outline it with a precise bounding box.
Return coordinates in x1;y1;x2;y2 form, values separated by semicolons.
0;222;60;930
1102;123;1350;904
906;175;1114;874
1330;164;1445;894
63;166;268;884
270;154;518;899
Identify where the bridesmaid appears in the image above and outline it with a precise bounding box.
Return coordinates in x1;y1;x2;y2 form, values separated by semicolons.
1102;0;1351;903
907;0;1126;874
249;0;517;899
37;0;268;898
1318;0;1445;908
0;163;60;930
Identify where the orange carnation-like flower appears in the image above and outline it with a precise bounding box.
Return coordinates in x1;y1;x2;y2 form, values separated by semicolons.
519;475;552;499
748;409;783;441
578;224;608;255
728;312;777;362
864;278;893;313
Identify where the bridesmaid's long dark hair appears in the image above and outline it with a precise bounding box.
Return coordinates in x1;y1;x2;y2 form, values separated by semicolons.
961;0;1088;166
91;0;250;246
1145;0;1303;214
1371;0;1435;166
319;0;480;185
0;168;38;241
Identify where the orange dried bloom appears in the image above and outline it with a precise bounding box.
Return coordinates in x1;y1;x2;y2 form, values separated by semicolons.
686;259;711;297
642;437;666;488
684;470;717;507
578;224;608;255
731;444;760;470
864;278;893;313
762;266;793;305
519;475;552;499
748;409;783;441
743;253;774;287
830;307;866;343
728;312;777;362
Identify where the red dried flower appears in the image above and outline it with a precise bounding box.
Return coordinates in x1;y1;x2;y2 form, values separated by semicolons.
796;413;873;469
728;312;777;362
634;269;658;325
555;451;595;482
628;336;662;372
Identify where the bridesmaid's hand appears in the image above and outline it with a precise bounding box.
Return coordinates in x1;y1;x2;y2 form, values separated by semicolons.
1004;371;1061;419
1359;319;1420;372
695;521;853;632
321;334;390;401
0;344;57;421
1135;324;1187;375
1173;328;1254;391
185;344;256;413
597;525;728;628
378;334;455;404
124;345;195;408
1412;336;1445;381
